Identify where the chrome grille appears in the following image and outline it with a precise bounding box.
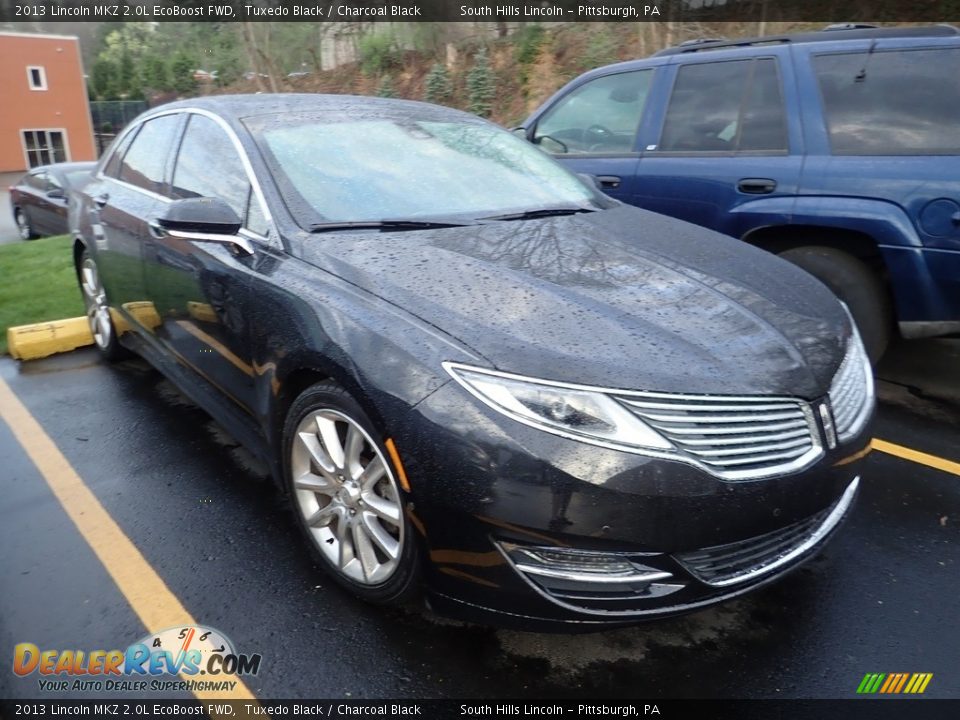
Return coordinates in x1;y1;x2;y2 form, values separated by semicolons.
675;477;859;587
617;393;822;480
829;338;873;442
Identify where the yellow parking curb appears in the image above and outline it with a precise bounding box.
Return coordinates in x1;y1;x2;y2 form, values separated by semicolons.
6;317;93;361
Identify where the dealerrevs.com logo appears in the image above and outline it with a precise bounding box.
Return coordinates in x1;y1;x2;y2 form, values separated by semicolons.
12;625;261;693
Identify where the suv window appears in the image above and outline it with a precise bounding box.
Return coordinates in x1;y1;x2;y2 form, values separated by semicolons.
119;115;180;194
534;70;653;154
813;47;960;155
660;58;787;152
172;114;261;231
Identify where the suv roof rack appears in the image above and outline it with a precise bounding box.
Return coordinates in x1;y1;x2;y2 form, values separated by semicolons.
653;24;959;57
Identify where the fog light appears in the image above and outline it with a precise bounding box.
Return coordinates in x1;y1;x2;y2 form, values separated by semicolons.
499;542;672;584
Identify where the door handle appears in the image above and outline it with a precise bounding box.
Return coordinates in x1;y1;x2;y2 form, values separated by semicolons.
596;175;621;189
93;192;110;208
737;178;777;194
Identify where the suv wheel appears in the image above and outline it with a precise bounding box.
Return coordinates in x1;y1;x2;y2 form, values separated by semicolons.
282;381;420;605
779;246;892;363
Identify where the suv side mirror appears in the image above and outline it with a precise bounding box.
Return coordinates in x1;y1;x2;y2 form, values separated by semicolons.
154;197;253;255
46;188;65;200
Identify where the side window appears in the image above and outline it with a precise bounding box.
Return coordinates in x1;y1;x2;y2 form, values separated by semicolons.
119;115;180;194
26;172;47;190
813;47;960;155
245;188;269;237
171;114;262;231
47;174;63;192
659;58;787;152
534;70;653;154
103;128;138;179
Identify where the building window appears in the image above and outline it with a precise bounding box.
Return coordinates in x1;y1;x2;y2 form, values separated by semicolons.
27;65;47;91
22;130;68;168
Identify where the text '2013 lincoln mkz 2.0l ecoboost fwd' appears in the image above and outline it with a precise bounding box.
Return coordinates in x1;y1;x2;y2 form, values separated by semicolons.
70;95;874;630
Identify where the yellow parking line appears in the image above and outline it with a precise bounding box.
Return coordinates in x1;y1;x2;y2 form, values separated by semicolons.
0;377;259;704
873;438;960;477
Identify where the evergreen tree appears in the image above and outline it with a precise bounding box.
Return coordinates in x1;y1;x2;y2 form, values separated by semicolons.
376;75;396;98
90;59;118;100
467;48;495;118
171;53;197;94
424;63;452;104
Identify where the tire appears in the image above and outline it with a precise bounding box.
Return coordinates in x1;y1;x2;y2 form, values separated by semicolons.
14;208;37;240
77;249;127;361
778;246;892;363
282;381;419;605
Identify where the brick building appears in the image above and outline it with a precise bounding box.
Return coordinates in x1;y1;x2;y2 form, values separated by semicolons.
0;30;96;172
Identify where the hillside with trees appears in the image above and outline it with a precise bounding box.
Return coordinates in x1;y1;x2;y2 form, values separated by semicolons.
38;20;927;126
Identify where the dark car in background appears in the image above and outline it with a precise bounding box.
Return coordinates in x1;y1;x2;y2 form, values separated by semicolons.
9;161;96;240
70;95;873;629
520;24;960;363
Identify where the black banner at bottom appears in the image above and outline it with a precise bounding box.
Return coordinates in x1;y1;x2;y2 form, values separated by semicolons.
1;699;958;720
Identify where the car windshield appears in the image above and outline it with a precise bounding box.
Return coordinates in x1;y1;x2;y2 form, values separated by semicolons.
246;113;605;227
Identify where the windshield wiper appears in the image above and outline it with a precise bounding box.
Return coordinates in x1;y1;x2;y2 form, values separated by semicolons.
478;206;598;222
308;219;470;233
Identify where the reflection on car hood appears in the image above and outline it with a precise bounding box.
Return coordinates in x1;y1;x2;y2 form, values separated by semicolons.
299;205;848;399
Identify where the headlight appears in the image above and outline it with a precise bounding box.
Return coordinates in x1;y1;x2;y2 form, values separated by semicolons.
829;305;875;443
442;362;672;452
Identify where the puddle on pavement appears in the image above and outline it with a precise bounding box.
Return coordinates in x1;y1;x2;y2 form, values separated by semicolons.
494;599;756;677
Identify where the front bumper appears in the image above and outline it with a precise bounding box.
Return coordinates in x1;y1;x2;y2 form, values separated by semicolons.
396;380;870;630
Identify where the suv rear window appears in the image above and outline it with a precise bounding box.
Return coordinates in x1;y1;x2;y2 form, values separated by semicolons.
659;58;787;153
814;47;960;155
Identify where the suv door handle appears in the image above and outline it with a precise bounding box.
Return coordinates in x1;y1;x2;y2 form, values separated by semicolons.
737;178;777;194
596;175;621;189
93;192;110;208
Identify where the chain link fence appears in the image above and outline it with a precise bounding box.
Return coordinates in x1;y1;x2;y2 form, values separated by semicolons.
90;101;149;156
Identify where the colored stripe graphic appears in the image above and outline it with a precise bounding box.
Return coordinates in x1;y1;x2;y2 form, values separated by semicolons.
857;672;933;694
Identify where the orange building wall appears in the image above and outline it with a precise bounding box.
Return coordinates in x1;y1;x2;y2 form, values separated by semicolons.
0;32;96;172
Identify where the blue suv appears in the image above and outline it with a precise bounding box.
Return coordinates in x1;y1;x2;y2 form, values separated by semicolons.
520;24;960;362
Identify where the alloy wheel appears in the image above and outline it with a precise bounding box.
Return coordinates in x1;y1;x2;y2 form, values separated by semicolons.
80;257;112;349
15;210;31;240
290;409;404;585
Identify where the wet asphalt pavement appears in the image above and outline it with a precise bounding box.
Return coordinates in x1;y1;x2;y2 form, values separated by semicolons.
0;340;957;701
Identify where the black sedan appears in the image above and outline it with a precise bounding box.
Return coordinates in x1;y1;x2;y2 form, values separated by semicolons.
10;161;96;239
70;95;874;630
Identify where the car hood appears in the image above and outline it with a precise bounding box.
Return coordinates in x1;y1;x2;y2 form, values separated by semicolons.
297;205;849;399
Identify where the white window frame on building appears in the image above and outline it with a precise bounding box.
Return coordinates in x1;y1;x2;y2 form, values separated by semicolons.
20;129;70;168
26;65;47;91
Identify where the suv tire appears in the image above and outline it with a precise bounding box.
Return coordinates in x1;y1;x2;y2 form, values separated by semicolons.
779;246;892;363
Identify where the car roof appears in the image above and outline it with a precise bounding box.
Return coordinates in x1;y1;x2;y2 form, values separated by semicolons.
149;93;481;123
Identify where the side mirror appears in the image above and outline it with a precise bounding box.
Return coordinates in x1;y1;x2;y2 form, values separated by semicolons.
155;197;253;255
511;126;528;138
46;188;65;200
535;134;568;154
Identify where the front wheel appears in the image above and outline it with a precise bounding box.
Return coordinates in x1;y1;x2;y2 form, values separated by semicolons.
282;382;420;605
778;246;892;364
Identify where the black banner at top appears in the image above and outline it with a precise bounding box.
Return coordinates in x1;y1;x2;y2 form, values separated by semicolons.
0;0;958;23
